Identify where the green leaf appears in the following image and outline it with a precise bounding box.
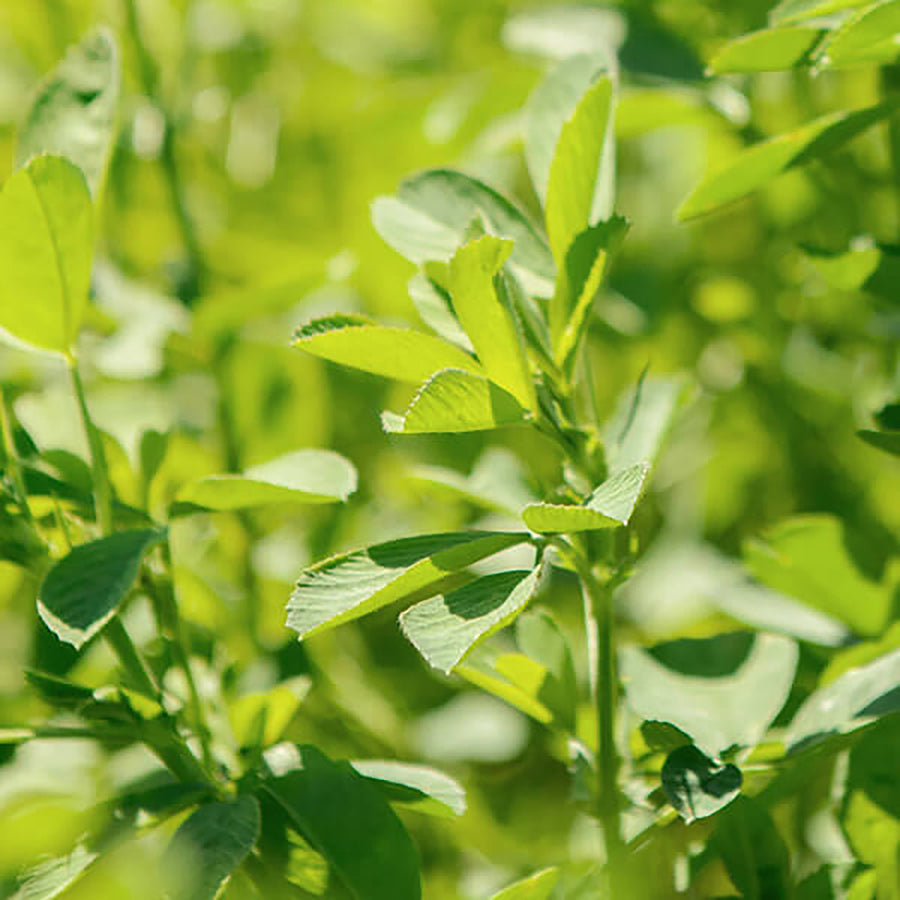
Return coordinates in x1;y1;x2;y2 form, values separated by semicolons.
456;656;555;724
769;0;871;24
229;677;311;750
18;843;98;900
293;315;482;383
172;449;357;514
661;743;743;823
522;462;649;533
842;790;900;899
621;633;799;756
0;156;94;356
38;528;166;649
819;1;900;68
490;867;560;900
372;168;555;297
287;531;529;640
787;648;900;749
678;103;896;220
382;369;528;435
743;515;891;636
708;26;824;73
447;236;535;409
408;272;473;352
848;715;900;819
545;73;614;268
709;798;792;900
400;568;541;674
16;28;119;197
351;760;466;817
265;745;421;900
859;429;900;456
515;609;577;728
165;795;260;900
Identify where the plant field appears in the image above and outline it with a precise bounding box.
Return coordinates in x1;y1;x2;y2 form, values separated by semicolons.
0;1;898;898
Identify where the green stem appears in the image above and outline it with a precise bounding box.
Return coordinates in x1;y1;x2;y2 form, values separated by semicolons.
68;358;113;535
881;64;900;235
0;386;34;527
104;617;160;700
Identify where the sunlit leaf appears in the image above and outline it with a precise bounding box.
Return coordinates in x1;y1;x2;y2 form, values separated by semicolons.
172;450;357;514
229;677;311;749
382;369;528;434
400;568;541;674
490;867;560;900
708;26;824;73
0;156;94;356
287;531;529;640
38;529;166;649
819;1;900;68
456;657;555;724
769;0;871;24
661;743;742;823
351;760;466;818
293;314;482;383
17;843;97;900
16;28;119;197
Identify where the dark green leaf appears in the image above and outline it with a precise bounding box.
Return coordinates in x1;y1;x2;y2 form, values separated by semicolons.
858;430;900;456
661;744;742;823
38;529;166;649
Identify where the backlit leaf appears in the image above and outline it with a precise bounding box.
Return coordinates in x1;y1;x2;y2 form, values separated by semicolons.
490;868;560;900
351;760;466;818
287;531;529;640
456;657;555;724
708;26;824;73
38;528;166;649
769;0;871;24
0;156;94;355
819;1;900;68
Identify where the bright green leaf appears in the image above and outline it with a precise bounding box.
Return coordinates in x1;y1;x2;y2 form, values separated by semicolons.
678;103;895;220
400;568;541;674
621;632;799;756
265;745;421;900
661;743;743;823
490;867;560;900
515;609;577;727
456;658;554;724
287;531;529;640
382;369;527;434
447;236;535;409
172;449;357;514
819;1;900;68
18;844;98;900
16;28;119;197
372;168;555;297
165;795;260;900
522;462;649;533
743;515;891;636
408;272;473;352
38;528;166;649
293;314;482;383
769;0;871;24
351;760;467;817
708;26;824;73
0;156;94;355
545;74;614;267
787;648;900;749
229;676;311;749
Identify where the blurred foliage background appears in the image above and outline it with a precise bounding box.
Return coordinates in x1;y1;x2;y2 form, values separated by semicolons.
0;0;897;897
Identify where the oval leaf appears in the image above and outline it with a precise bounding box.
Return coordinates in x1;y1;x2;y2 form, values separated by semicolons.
708;26;824;74
173;449;357;514
293;315;482;383
16;28;120;197
819;1;900;68
523;462;649;533
38;528;166;649
400;568;542;674
0;156;94;355
662;743;743;824
287;531;529;640
490;868;560;900
351;760;466;818
265;745;421;900
165;795;260;900
382;369;527;435
372;168;555;297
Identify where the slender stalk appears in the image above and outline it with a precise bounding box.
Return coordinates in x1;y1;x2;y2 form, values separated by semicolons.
68;358;113;535
881;64;900;234
104;617;161;700
0;387;34;527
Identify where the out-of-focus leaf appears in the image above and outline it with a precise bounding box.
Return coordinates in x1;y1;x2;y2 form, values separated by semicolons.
621;633;798;756
38;529;166;649
287;531;529;640
769;0;871;24
842;789;900;900
447;237;534;409
490;867;560;900
0;157;93;356
678;104;895;220
351;760;466;818
858;430;900;456
848;715;900;819
545;73;614;268
408;273;473;352
172;450;357;514
708;26;824;73
503;7;625;62
522;462;649;533
16;28;119;197
744;515;891;636
229;677;311;750
515;608;577;727
293;314;482;383
382;369;527;435
661;743;742;823
819;1;900;68
456;657;554;724
17;843;97;900
265;745;421;900
400;568;541;674
616;88;717;138
709;798;792;900
372;168;555;297
787;649;900;748
165;795;260;900
874;403;900;430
